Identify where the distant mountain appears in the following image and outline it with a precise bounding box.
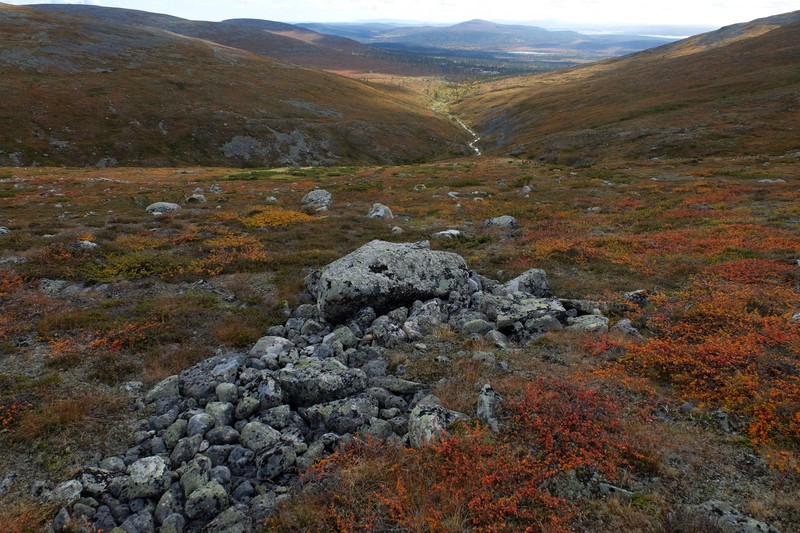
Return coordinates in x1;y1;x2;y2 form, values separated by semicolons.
453;11;800;164
0;4;469;167
299;19;675;59
29;4;431;75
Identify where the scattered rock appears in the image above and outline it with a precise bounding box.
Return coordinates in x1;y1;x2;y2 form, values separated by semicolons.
484;215;517;229
431;229;462;240
300;189;332;211
146;202;181;215
682;500;781;533
367;203;393;219
185;194;207;203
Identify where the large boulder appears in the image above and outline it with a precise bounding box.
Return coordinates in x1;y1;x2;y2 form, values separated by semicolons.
301;189;332;211
305;240;470;323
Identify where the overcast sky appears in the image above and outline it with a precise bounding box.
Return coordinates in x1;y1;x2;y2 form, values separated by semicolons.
4;0;797;26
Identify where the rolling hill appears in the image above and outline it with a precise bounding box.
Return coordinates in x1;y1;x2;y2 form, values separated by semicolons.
301;19;675;60
30;4;436;76
0;4;470;167
453;12;800;165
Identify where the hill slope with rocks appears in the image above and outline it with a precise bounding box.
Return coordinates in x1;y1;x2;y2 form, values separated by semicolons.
454;12;800;164
0;4;469;167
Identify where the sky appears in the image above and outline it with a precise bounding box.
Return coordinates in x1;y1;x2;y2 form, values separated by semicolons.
3;0;797;27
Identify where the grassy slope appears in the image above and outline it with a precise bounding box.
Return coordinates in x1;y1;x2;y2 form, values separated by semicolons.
0;5;469;167
454;17;800;164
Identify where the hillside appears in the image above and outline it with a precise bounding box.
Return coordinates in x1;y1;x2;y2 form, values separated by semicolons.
453;13;800;164
31;4;437;76
0;4;470;167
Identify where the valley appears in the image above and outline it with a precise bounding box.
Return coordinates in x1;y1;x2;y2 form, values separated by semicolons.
0;3;799;532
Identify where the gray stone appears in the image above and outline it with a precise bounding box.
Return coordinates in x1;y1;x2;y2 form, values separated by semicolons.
481;293;566;331
305;240;470;324
255;445;297;481
145;375;180;405
187;413;215;438
216;383;239;404
155;484;184;525
234;396;261;420
240;422;281;453
160;513;186;533
505;268;550;297
39;278;67;296
525;314;563;332
566;315;609;332
162;419;188;450
205;507;254;533
48;479;83;504
378;376;426;395
126;457;171;499
484;215;517;229
462;319;495;335
367;203;393;219
179;354;245;404
598;482;634;500
185;194;207;204
184;480;229;520
170;435;202;468
277;357;367;407
205;402;235;428
180;459;210;498
304;394;379;434
120;509;155;533
431;229;462;240
239;370;284;410
408;395;468;448
300;189;332;211
146;202;180;214
323;326;359;349
248;336;294;369
611;318;644;339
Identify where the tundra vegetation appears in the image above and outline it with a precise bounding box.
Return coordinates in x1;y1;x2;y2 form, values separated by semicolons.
1;153;799;531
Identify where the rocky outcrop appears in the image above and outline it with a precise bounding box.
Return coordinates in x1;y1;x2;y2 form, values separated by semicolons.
48;241;615;533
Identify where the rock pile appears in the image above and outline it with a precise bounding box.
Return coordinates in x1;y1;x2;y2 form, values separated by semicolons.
46;240;613;533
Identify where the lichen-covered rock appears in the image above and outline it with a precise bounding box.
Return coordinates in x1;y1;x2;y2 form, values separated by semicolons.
477;384;502;433
48;479;83;504
145;375;180;405
184;480;229;520
305;240;470;324
255;444;297;481
205;506;254;533
303;393;379;434
407;395;468;448
300;189;332;211
505;268;550;297
277;357;367;407
146;202;180;214
185;194;207;204
480;293;566;330
484;215;517;229
240;422;281;453
566;315;609;332
179;353;245;404
367;203;393;219
127;456;171;499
